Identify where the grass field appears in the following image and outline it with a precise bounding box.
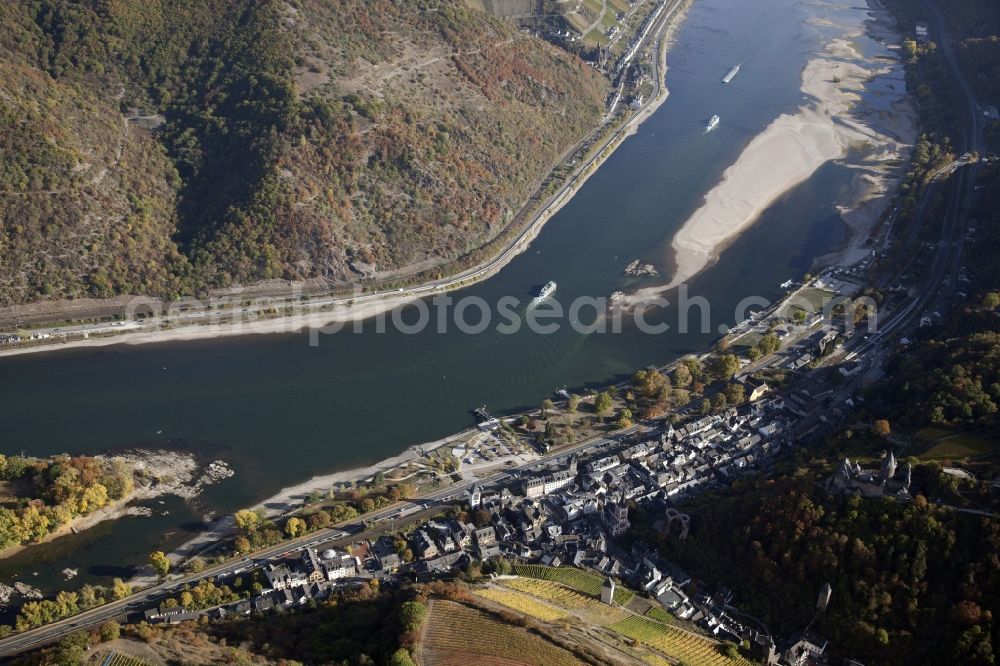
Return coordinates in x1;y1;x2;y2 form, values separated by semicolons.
916;427;953;441
917;433;997;460
788;287;839;314
610;615;753;666
512;564;635;605
474;587;568;622
420;599;580;666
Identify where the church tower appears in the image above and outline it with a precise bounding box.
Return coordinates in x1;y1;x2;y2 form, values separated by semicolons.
880;450;897;481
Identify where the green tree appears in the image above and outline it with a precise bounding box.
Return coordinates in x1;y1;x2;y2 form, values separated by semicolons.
674;363;692;387
541;398;554;418
388;648;417;666
234;509;261;532
399;600;428;632
99;620;120;642
719;641;739;659
53;632;89;665
757;332;781;355
112;578;131;600
617;408;634;429
724;382;746;405
594;391;613;416
234;535;251;554
149;551;170;578
567;394;580;413
708;354;740;381
285;516;306;537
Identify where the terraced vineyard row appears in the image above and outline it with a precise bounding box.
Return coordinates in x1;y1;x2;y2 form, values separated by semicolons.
502;579;630;625
474;587;568;622
421;599;581;666
610;615;754;666
101;653;152;666
512;564;635;605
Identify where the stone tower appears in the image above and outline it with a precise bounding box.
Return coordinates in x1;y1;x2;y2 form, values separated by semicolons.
601;576;616;605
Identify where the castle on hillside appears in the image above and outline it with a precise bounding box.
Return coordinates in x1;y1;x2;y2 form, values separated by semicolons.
827;450;911;499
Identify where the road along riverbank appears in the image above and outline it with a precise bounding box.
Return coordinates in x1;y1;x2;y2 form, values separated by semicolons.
0;0;691;359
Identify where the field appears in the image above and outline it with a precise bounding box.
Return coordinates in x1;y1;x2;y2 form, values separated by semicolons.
420;599;580;666
512;564;635;605
610;615;753;666
916;432;997;460
474;587;568;622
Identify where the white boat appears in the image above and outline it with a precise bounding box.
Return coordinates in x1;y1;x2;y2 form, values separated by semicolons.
705;115;720;132
722;63;742;84
531;281;557;304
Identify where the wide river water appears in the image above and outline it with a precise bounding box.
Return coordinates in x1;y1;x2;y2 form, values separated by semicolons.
0;0;897;592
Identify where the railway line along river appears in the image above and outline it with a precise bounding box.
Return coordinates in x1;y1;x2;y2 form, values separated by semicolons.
0;0;913;594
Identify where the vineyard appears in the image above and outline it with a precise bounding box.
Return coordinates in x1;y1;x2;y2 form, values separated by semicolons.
610;615;754;666
474;587;568;622
501;579;630;625
511;564;635;605
100;652;152;666
644;606;673;624
420;599;581;666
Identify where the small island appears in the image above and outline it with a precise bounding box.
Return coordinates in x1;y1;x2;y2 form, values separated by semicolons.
0;451;233;557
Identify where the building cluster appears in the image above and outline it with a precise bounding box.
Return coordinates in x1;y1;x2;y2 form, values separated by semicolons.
140;399;810;651
142;547;363;624
827;449;912;499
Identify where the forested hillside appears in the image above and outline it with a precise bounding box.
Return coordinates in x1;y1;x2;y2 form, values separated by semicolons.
660;473;999;666
0;0;606;305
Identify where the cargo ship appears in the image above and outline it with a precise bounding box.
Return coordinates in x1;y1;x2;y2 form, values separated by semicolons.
722;63;741;83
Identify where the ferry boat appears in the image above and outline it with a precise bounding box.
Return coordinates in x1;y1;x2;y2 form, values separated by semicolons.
531;281;557;304
722;63;742;84
705;115;720;132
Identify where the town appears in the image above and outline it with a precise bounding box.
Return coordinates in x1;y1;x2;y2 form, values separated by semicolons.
134;389;839;666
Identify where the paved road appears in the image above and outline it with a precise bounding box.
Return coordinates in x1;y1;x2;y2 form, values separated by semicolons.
0;414;642;658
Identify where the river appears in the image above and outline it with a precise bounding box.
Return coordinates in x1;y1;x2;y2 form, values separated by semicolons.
0;0;900;594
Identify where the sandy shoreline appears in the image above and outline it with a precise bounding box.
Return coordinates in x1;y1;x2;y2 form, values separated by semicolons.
250;431;472;518
657;2;916;292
